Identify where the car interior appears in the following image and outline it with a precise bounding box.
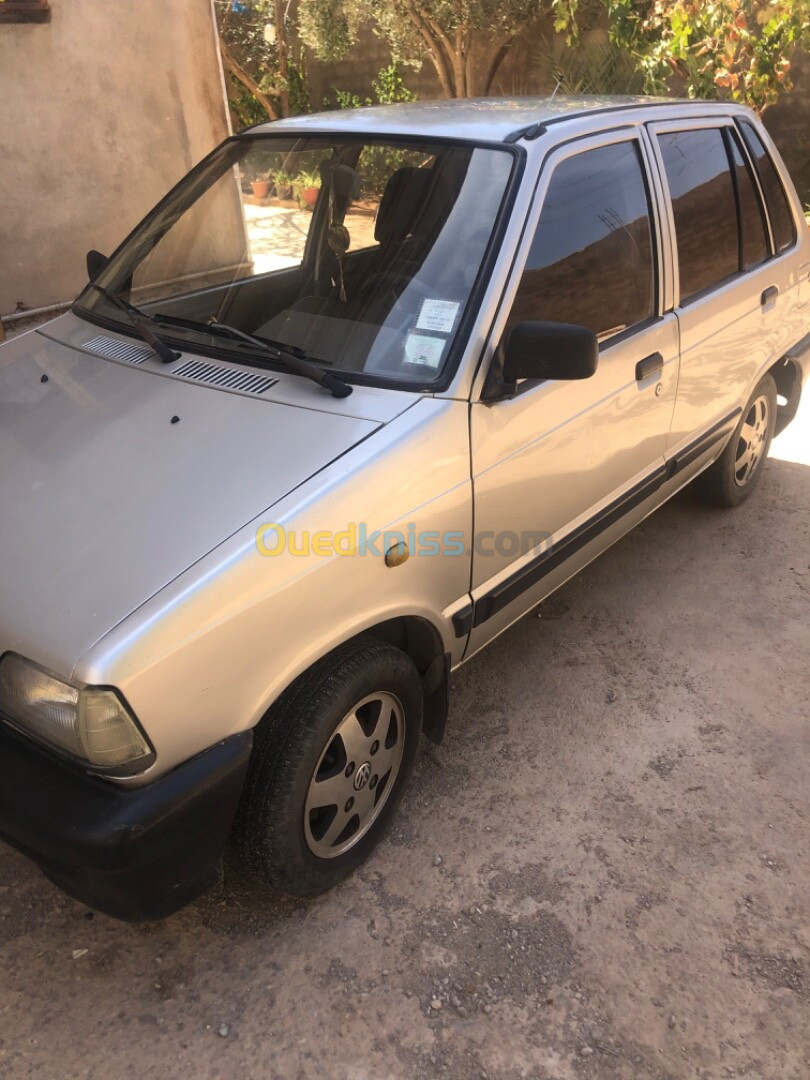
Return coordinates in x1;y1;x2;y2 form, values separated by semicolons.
129;142;487;379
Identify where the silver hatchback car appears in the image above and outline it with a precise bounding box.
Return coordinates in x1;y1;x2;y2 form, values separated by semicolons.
1;97;808;919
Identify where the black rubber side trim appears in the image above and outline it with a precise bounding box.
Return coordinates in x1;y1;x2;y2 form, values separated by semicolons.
472;464;667;627
669;408;741;476
471;410;740;628
451;603;474;638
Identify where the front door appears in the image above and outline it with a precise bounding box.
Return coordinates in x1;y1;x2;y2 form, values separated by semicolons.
467;130;678;655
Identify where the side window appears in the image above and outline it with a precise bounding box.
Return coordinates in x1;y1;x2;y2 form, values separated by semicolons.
658;128;739;302
508;140;656;341
738;121;796;254
726;129;768;270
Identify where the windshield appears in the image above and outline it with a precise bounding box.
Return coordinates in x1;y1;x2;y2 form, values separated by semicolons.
75;135;515;387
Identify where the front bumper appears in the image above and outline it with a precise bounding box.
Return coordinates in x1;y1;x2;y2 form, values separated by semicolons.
0;721;252;921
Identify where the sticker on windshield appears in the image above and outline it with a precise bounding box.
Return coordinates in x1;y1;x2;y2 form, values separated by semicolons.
416;299;461;334
404;332;446;369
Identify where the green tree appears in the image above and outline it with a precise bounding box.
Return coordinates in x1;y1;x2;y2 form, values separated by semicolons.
299;0;553;97
559;0;810;112
215;0;299;120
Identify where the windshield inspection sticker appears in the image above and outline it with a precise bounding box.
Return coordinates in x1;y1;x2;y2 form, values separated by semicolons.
404;332;446;369
416;299;461;334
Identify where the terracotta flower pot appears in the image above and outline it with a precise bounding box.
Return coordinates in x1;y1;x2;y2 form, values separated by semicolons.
250;180;270;198
302;186;320;207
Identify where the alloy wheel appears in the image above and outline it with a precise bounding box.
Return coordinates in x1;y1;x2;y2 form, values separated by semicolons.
304;691;405;858
734;394;770;487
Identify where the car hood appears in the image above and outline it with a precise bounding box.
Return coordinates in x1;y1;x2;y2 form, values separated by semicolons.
0;316;414;676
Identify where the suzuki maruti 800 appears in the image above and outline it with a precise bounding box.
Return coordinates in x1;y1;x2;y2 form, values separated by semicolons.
0;97;808;918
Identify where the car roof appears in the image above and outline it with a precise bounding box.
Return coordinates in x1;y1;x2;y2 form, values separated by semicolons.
246;96;744;143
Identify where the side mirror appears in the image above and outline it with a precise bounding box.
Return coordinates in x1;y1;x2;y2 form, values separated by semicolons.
502;321;599;384
86;249;108;282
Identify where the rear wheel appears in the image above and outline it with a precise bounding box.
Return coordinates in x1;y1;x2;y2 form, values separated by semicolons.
236;639;422;898
693;373;777;508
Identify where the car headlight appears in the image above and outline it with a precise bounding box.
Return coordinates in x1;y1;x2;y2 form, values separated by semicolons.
0;653;154;775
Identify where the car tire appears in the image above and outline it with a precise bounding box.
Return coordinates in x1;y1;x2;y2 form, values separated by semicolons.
692;373;777;508
236;638;423;898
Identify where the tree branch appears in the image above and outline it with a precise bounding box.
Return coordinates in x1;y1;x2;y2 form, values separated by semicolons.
453;26;466;96
483;36;515;96
401;0;456;96
219;35;279;120
420;8;457;69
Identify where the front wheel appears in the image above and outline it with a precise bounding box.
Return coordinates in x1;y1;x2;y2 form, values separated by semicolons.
236;639;423;898
693;373;777;508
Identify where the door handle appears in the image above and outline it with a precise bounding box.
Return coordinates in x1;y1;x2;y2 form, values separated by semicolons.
635;352;663;382
761;285;779;307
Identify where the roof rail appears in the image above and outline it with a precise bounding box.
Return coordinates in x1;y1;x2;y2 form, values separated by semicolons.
503;98;717;144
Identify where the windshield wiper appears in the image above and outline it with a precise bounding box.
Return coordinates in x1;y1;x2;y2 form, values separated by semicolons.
89;284;180;364
152;313;323;364
205;320;352;399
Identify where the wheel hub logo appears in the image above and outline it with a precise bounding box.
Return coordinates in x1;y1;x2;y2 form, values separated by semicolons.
354;762;371;790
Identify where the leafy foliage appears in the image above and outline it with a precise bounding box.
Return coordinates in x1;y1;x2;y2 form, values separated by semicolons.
299;0;551;97
287;62;313;115
531;28;645;94
297;0;359;61
555;0;810;112
327;63;415;109
215;0;278;92
372;62;417;103
227;74;274;128
215;0;307;119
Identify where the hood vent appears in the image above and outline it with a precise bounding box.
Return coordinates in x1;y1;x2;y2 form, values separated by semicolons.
83;335;278;395
173;358;278;395
84;335;151;365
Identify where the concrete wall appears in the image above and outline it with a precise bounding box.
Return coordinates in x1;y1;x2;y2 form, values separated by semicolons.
0;0;230;315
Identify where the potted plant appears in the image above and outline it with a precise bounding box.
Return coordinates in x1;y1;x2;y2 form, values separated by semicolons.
250;171;272;199
294;169;321;209
272;170;295;200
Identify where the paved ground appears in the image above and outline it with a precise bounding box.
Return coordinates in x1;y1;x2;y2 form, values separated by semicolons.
245;201;377;274
1;320;808;1078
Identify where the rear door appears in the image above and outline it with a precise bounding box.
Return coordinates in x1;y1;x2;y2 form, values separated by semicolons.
647;117;801;465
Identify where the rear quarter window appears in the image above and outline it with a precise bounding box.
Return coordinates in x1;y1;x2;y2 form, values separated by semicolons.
725;128;769;271
738;121;797;254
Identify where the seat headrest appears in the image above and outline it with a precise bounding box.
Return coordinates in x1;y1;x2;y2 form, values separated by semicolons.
374;167;452;244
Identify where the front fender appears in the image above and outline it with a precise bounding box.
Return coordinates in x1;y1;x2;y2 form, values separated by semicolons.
76;399;472;783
